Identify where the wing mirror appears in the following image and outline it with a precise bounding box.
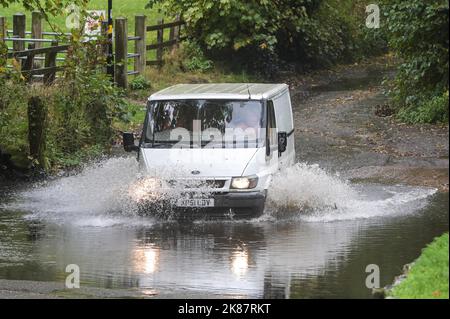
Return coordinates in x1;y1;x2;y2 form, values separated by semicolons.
278;132;287;154
123;132;139;152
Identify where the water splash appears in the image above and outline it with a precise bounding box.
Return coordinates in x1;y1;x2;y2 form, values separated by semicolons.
267;163;356;213
3;157;224;225
265;163;437;222
2;159;438;226
3;157;147;226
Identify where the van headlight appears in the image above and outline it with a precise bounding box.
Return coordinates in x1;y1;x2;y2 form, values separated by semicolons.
128;177;164;202
230;176;258;190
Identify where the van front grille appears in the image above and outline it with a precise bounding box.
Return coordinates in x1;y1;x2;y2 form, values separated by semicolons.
167;179;226;189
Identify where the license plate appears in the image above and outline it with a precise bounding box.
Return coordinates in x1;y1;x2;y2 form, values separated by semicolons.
176;198;215;208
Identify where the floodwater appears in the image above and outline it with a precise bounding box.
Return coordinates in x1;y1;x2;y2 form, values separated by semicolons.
0;158;447;298
0;67;448;299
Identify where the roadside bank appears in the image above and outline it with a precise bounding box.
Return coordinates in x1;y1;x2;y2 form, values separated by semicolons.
386;233;449;299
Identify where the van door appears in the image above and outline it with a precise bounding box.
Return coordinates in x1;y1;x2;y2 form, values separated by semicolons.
265;100;279;171
272;91;295;168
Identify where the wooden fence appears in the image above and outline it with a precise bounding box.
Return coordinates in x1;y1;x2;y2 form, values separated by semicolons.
1;13;186;88
0;12;70;84
146;16;186;66
8;43;69;85
114;15;186;88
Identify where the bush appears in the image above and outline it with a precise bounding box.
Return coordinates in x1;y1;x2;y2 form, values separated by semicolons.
232;44;281;79
0;79;30;168
147;0;380;76
0;2;135;172
129;76;151;91
48;38;129;156
182;41;214;73
1;34;131;171
382;0;449;123
398;91;449;124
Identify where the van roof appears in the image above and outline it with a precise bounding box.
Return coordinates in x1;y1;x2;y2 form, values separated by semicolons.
149;83;289;101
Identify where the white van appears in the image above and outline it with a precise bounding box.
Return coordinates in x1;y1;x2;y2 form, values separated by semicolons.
123;83;295;218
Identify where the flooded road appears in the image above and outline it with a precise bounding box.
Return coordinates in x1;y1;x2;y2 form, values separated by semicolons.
0;59;448;298
0;159;447;298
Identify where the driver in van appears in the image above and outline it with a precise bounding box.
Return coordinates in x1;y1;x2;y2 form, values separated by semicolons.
227;107;261;131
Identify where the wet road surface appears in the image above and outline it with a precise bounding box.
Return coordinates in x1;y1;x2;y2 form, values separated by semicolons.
0;59;448;298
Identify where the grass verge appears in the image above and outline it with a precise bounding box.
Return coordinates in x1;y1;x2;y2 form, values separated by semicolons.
389;233;449;299
0;0;160;34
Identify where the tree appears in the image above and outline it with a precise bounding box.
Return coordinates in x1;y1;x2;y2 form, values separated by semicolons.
148;0;312;51
147;0;372;76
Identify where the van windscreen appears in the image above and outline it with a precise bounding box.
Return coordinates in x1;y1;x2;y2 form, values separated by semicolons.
144;100;266;149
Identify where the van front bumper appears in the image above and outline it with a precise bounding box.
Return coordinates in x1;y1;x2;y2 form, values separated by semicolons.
135;190;267;219
213;191;267;208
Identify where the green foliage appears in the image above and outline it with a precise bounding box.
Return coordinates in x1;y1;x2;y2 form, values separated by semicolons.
0;79;30;168
49;33;127;155
0;42;7;74
390;233;449;299
129;76;151;91
1;11;131;171
46;143;105;169
147;0;286;51
382;0;449;123
112;101;146;134
182;41;213;72
0;69;127;170
398;91;449;124
148;0;383;75
0;0;88;16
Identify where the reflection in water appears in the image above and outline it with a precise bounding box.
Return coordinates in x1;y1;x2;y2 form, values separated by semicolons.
0;191;447;298
231;248;249;278
133;246;160;274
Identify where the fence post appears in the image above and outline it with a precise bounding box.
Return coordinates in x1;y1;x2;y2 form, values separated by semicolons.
174;15;181;48
32;11;43;49
100;21;109;74
135;15;146;76
0;17;5;45
114;17;128;88
156;18;164;67
13;13;26;52
32;11;43;68
44;40;58;85
169;21;175;43
28;95;48;171
23;43;35;83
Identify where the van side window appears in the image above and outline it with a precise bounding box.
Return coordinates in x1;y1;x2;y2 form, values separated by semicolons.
266;100;277;154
